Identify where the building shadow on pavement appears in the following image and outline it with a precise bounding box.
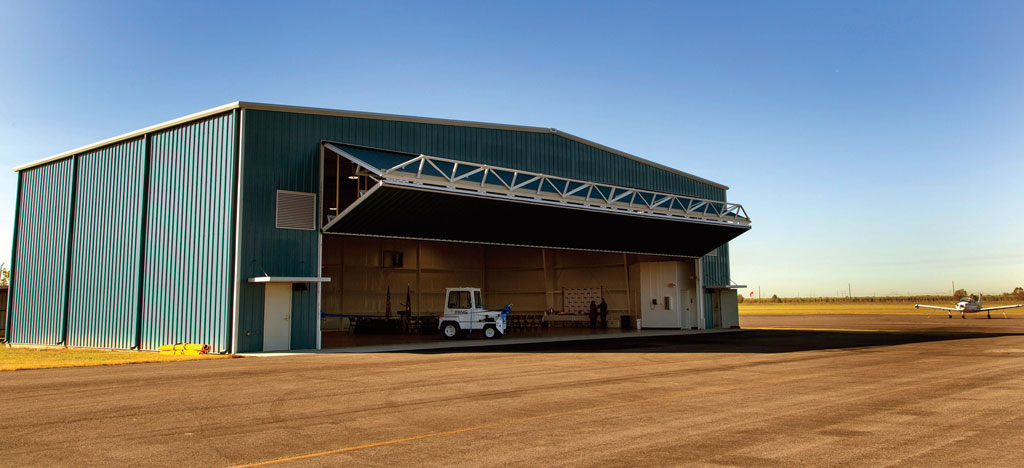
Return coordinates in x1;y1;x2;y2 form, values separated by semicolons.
408;329;1022;354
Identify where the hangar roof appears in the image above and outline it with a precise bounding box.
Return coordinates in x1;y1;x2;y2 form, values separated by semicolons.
13;101;728;190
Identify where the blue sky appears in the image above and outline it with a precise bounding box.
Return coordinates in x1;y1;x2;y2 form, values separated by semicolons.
1;1;1021;296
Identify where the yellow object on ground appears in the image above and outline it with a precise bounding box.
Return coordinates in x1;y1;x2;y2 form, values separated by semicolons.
0;347;231;371
158;343;211;355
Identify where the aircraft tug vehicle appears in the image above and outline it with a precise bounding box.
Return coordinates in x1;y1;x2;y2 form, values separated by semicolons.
437;287;511;339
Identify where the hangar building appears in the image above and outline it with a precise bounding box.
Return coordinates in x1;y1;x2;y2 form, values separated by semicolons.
3;102;750;353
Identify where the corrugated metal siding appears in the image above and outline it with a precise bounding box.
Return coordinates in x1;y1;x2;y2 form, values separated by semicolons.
236;109;730;351
702;243;731;327
9;159;74;345
66;138;146;348
237;111;320;352
141;113;236;352
291;287;316;349
251;110;725;200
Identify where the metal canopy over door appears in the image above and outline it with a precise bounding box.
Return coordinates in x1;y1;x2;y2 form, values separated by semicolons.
263;283;292;351
321;143;751;258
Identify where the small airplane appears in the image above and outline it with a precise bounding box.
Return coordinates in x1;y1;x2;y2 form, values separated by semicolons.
915;295;1023;319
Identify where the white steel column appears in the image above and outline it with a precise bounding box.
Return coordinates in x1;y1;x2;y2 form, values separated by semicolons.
695;258;705;329
316;143;324;350
230;109;246;354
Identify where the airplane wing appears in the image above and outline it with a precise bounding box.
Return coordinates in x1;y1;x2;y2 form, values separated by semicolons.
979;304;1023;312
914;304;957;311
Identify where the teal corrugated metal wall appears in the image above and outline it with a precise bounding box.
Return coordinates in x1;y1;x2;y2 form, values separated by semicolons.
9;159;74;345
702;243;731;327
252;110;725;200
66;138;146;348
236;111;320;352
141;113;236;352
291;287;316;349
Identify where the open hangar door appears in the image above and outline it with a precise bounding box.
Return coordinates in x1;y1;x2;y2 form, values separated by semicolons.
319;235;701;347
317;142;749;348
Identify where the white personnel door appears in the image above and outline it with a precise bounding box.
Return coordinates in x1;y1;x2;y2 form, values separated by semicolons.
639;262;682;328
682;290;695;329
263;283;292;351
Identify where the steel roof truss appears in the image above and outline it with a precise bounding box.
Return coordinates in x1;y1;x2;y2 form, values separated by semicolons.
364;152;750;226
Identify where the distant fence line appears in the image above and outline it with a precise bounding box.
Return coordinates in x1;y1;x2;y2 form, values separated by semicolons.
740;293;1024;304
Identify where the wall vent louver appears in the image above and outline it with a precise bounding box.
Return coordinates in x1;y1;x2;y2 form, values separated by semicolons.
276;190;316;230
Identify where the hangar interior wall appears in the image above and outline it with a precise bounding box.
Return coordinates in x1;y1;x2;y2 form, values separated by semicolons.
628;261;699;329
320;235;696;332
8;112;237;351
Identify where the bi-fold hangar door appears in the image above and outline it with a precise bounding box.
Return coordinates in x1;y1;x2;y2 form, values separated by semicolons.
320;142;751;258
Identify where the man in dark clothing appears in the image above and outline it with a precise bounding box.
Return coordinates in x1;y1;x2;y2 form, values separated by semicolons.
598;298;609;329
588;301;598;329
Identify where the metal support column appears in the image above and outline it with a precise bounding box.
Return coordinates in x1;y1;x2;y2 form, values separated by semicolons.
132;134;152;350
58;154;80;346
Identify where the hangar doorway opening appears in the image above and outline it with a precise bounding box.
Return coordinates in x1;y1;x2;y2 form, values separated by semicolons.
317;142;748;348
318;236;703;348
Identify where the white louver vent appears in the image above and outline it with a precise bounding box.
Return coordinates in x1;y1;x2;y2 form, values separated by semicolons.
276;190;316;230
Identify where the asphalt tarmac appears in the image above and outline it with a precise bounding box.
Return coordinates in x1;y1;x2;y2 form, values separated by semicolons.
2;314;1023;467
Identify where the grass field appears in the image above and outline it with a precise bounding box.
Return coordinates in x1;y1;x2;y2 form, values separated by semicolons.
739;301;1024;316
0;347;233;371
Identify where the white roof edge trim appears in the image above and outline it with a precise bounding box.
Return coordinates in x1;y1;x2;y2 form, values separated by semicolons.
248;276;332;283
13;102;241;172
14;101;729;190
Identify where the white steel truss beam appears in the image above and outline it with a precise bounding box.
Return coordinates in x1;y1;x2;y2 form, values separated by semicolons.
369;153;750;226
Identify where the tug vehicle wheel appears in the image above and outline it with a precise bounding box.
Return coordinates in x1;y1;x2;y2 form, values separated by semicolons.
441;323;461;339
483;326;499;339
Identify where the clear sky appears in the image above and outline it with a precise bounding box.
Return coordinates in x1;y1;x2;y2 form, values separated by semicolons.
1;1;1021;297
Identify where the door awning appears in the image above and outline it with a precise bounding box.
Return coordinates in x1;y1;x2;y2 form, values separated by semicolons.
705;284;747;290
323;143;751;257
248;276;332;283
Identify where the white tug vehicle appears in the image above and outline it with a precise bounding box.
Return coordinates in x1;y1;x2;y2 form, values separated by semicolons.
438;287;511;339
